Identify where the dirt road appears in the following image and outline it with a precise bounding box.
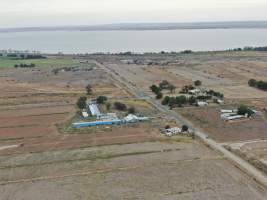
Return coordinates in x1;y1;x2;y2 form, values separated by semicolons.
95;60;267;187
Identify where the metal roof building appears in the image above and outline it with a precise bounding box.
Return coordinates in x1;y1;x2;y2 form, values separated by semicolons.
88;103;101;116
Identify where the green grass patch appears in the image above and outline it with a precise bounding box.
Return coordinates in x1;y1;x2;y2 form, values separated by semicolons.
0;57;74;68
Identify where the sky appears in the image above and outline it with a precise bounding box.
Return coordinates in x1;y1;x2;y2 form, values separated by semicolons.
0;0;267;28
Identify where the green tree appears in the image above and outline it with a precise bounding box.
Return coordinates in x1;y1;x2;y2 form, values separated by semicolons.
248;79;257;87
162;96;170;105
76;96;87;110
86;84;93;95
97;96;108;104
156;93;163;99
150;85;161;94
237;105;254;117
182;125;189;132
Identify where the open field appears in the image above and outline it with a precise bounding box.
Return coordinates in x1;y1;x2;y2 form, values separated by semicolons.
1;141;267;200
96;51;267;99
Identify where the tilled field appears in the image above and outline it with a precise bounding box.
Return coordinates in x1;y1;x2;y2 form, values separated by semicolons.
0;142;266;200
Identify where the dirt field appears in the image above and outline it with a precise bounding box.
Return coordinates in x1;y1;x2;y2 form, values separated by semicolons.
1;141;267;200
0;102;160;155
98;51;267;99
179;106;267;143
0;60;156;155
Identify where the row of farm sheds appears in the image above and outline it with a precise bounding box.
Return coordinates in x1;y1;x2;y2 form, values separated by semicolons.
220;109;257;122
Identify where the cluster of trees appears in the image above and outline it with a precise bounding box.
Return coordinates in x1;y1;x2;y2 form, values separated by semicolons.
162;95;197;108
180;81;202;94
181;50;193;54
248;79;267;91
206;90;224;99
229;46;267;52
14;63;35;68
238;105;254;117
114;102;135;114
6;53;46;59
20;54;46;59
150;80;176;99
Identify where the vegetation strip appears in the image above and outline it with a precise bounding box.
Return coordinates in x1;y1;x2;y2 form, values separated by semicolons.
0;124;38;129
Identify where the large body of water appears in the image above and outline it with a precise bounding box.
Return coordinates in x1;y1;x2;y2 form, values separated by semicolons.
0;29;267;54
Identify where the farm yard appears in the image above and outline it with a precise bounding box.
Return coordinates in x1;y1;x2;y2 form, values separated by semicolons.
179;106;267;143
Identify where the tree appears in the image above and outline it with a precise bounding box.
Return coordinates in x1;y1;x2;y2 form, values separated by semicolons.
182;125;189;132
237;105;254;117
248;79;257;87
169;84;176;93
97;96;108;104
150;85;161;95
128;106;136;114
168;97;177;108
114;102;127;111
86;84;93;95
162;96;170;105
106;102;111;111
165;125;170;129
76;96;87;110
159;80;170;90
188;96;196;105
176;96;187;105
194;80;202;87
156;93;163;99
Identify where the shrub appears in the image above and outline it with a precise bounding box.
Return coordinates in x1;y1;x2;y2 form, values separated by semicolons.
194;80;202;87
128;106;136;114
156;93;163;99
114;102;127;111
182;125;189;132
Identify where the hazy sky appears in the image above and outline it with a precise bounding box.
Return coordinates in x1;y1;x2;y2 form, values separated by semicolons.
0;0;267;28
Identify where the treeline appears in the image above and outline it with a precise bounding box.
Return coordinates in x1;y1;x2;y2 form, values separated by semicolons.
229;46;267;52
248;79;267;91
4;53;46;59
14;63;36;68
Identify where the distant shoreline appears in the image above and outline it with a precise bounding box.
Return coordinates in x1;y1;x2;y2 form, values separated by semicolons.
1;21;267;33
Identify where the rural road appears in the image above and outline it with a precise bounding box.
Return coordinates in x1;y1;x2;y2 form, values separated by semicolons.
95;60;267;187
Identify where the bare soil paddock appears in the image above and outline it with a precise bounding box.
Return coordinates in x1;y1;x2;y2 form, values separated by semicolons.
0;103;159;155
96;51;267;99
0;142;266;200
0;63;153;155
